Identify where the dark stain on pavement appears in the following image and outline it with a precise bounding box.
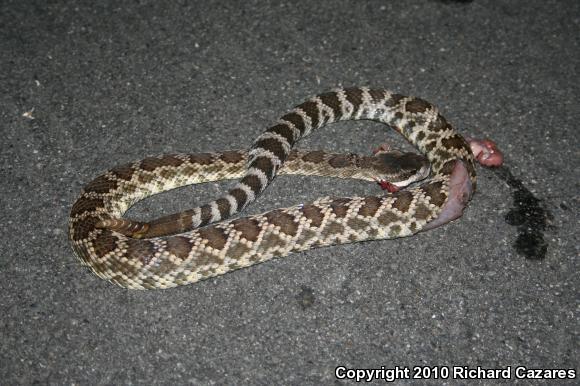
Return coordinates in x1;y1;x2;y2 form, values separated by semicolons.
493;166;550;260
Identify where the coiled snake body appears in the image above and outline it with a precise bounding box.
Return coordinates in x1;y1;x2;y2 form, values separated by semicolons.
69;87;486;289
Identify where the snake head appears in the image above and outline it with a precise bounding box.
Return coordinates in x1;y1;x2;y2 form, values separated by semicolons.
372;150;431;190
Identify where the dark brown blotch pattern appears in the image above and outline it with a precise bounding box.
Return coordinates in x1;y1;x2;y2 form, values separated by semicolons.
430;114;448;132
137;173;155;185
229;188;248;209
344;88;363;106
200;204;213;225
195;251;224;268
421;180;447;207
413;204;433;221
84;175;118;194
110;164;135;181
226;243;251;261
302;150;326;163
330;198;350;218
346;217;369;231
424;141;437;153
268;124;296;145
301;205;324;227
377;211;400;225
439;161;456;176
232;218;262;242
265;209;298;236
72;215;100;241
253;137;287;162
215;198;231;218
368;89;386;103
298;100;320;129
386;93;405;107
92;230;118;258
220;151;244;164
442;135;469;152
405;98;432;113
125;238;156;265
241;174;262;196
392;191;413;213
158;168;179;180
71;197;105;218
322;222;345;237
140;155;182;172
318;91;342;117
281;112;306;134
256;233;285;259
388;224;402;237
435;149;452;162
166;236;192;260
358;196;381;217
188;153;214;165
328;155;352;168
198;226;228;250
161;155;185;167
249;156;275;180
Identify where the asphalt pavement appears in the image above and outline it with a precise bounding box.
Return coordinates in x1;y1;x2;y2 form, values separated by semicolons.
1;0;578;384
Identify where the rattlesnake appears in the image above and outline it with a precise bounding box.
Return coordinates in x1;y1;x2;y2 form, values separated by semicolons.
69;87;502;289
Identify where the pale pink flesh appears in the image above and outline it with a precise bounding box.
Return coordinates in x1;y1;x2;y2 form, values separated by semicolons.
466;137;504;167
421;137;504;231
422;160;473;231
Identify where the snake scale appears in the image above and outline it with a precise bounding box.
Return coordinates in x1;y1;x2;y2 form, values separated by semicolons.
69;87;488;290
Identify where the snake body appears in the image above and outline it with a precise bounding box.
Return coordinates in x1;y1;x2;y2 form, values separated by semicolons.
69;87;476;289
